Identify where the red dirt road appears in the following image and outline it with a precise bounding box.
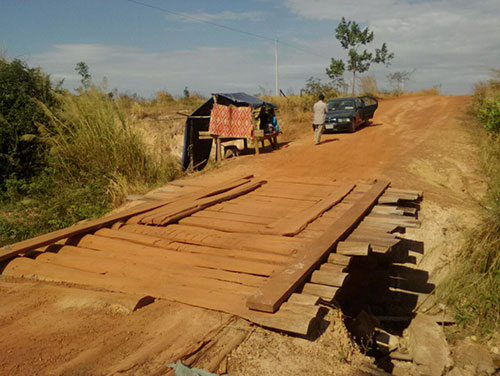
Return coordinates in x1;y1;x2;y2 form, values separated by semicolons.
0;95;475;375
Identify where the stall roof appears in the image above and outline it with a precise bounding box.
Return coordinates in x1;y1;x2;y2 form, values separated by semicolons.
213;92;276;109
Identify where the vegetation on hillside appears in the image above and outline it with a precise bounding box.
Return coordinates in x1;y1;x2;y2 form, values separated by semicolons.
439;70;500;338
0;58;185;247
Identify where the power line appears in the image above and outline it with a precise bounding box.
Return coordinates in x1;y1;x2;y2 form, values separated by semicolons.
124;0;331;60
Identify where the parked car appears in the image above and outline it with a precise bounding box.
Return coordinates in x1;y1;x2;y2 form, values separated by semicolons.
324;96;378;133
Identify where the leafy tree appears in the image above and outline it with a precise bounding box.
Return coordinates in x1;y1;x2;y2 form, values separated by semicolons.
183;86;190;98
75;61;91;90
387;69;415;94
327;17;394;95
301;77;339;99
0;58;56;189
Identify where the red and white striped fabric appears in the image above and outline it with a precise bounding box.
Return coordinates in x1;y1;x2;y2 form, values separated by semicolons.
209;104;253;137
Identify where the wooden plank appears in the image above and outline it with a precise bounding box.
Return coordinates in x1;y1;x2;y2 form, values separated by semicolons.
94;228;291;265
0;175;254;262
54;244;268;288
262;183;355;236
287;293;320;306
145;180;267;225
77;235;280;276
271;176;338;187
178;216;265;234
245;308;314;335
280;302;320;316
327;253;352;266
35;251;258;295
130;176;254;224
191;210;270;225
120;224;302;256
364;215;421;228
310;270;348;287
385;190;420;200
301;283;339;300
371;204;417;217
346;234;400;248
377;195;400;204
2;257;257;328
386;187;423;198
351;228;399;240
336;241;371;256
319;262;347;273
206;203;279;219
246;180;390;312
357;222;400;233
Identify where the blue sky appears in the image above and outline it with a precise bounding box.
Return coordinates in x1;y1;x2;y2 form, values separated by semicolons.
1;0;498;97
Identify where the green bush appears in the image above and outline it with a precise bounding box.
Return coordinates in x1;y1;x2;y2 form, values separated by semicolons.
0;169;111;245
478;98;500;132
0;58;57;188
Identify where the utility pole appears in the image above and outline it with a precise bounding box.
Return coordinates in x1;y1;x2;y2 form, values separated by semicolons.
275;39;279;96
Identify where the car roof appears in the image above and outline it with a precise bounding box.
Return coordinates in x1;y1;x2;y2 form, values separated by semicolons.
328;97;357;101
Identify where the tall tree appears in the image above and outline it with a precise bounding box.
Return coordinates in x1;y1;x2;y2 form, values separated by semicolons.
75;61;91;90
327;18;394;95
387;69;415;94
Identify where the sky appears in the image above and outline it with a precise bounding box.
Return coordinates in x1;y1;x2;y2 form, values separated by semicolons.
1;0;498;97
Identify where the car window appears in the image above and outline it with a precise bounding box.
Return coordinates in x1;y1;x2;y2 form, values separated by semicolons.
327;100;355;111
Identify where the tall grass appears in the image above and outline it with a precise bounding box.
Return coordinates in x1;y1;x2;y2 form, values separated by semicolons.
38;88;180;204
260;94;317;140
438;74;500;338
0;87;181;246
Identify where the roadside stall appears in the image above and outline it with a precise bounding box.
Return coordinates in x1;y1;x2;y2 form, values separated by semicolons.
181;92;279;171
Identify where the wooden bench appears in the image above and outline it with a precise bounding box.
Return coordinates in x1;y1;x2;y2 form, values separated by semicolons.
199;129;279;162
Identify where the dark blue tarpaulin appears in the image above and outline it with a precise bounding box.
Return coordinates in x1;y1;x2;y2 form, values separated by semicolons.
181;93;276;171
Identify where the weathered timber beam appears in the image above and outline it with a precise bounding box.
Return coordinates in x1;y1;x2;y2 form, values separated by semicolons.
0;175;254;262
246;180;390;313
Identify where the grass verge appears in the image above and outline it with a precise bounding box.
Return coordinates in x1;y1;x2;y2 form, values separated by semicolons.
0;87;181;246
438;75;500;339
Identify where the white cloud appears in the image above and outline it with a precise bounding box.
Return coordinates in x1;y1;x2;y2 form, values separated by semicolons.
30;43;325;97
167;10;264;23
284;0;500;93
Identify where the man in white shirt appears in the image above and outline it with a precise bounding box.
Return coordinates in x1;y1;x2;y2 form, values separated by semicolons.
312;94;328;145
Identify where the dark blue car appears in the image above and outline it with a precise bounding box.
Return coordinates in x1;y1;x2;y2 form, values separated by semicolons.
324;96;378;133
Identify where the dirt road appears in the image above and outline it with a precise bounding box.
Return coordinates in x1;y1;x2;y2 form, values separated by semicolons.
0;94;479;375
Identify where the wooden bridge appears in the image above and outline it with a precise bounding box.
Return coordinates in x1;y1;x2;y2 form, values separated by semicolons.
0;175;421;335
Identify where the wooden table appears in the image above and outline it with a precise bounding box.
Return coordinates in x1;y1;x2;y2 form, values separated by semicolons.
198;129;279;162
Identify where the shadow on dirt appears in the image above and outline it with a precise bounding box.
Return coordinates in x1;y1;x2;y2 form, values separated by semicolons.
317;138;340;145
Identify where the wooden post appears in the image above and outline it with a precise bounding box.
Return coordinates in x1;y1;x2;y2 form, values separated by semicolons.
216;137;222;162
252;105;260;156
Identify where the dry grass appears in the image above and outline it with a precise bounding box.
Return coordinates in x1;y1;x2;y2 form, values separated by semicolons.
260;95;315;140
37;88;181;204
438;78;500;338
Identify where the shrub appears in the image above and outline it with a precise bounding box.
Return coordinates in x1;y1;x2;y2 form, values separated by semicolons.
359;75;379;97
301;76;340;100
478;98;500;132
0;58;57;188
